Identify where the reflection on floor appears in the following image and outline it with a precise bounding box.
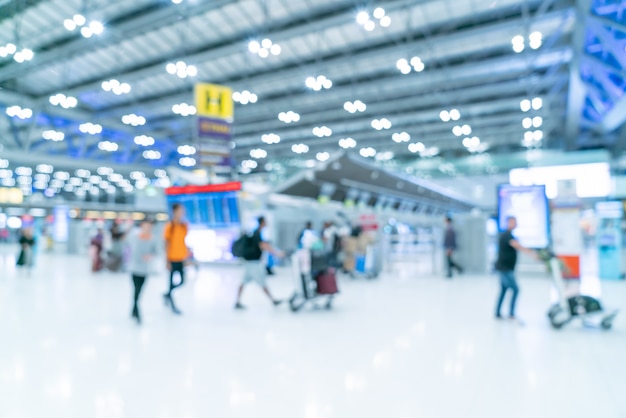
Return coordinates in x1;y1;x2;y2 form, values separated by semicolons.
1;247;625;418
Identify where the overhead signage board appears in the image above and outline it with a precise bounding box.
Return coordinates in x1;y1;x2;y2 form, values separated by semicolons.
194;83;233;120
0;188;24;204
194;83;234;169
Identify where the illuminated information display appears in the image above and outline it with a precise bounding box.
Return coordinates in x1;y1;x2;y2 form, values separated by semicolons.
498;185;550;249
165;182;241;227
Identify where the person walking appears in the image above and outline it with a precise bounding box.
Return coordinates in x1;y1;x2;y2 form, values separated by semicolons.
234;216;283;310
90;228;105;272
495;216;536;320
444;216;463;278
16;228;36;273
128;218;158;325
163;203;188;315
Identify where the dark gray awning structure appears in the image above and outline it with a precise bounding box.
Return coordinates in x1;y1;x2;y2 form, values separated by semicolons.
274;154;475;214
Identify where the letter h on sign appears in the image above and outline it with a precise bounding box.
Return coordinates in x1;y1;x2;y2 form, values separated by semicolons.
194;83;234;121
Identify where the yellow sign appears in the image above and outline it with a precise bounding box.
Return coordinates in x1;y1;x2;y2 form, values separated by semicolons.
195;83;233;120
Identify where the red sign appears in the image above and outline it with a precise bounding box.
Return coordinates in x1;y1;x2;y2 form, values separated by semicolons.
359;214;379;231
165;181;242;196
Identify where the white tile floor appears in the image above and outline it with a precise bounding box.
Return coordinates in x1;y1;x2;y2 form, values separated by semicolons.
1;246;625;418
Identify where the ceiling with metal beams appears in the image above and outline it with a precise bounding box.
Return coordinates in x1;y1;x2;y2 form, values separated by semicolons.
0;0;623;179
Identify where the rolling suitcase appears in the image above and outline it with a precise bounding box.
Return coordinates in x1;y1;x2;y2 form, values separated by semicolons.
315;268;339;295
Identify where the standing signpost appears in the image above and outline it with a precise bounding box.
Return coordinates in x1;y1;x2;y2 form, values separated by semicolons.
194;83;235;180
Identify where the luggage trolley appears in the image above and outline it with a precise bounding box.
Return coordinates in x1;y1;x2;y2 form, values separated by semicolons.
289;249;339;312
542;250;618;330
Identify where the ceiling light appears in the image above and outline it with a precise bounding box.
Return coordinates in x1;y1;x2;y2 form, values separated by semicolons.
178;145;196;156
249;38;280;58
79;122;103;135
98;141;118;152
250;148;268;159
261;133;281;144
316;152;330;162
379;16;391;27
291;144;309;154
179;157;196;167
49;93;77;108
165;61;197;78
461;124;472;136
512;35;525;53
143;150;161;160
520;99;531;112
397;57;424;74
0;159;9;168
452;126;463;137
312;126;332;137
344;100;366;113
533;130;544;141
42;130;65;142
356;11;370;25
376;151;394;161
371;118;391;130
532;97;543;110
242;160;258;170
306;75;332;91
36;164;53;174
338;137;357;149
439;110;450;122
122;113;146;126
392;132;411;143
359;147;377;158
5;105;33;120
97;167;113;176
278;111;300;123
233;90;258;105
81;27;93;38
134;135;155;146
408;142;426;153
101;79;131;95
89;21;104;35
172;103;197;116
64;19;77;31
73;14;86;26
529;31;543;49
533;116;543;128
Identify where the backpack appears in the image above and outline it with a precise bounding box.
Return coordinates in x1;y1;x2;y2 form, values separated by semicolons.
232;231;262;260
231;234;247;258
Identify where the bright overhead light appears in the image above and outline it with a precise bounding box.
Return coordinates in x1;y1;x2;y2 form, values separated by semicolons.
142;150;161;160
522;117;533;129
533;130;544;141
73;14;86;26
338;137;357;149
359;147;377;158
356;11;370;25
165;61;197;78
64;19;77;31
512;35;525;53
241;160;258;170
364;20;376;31
98;141;118;152
376;151;394;161
461;124;472;136
36;164;54;174
371;118;391;130
278;111;299;123
533;116;543;128
291;143;309;154
101;79;131;95
179;157;196;167
520;99;531;112
408;142;426;153
89;21;104;35
312;126;332;138
49;93;77;108
172;0;183;4
392;132;411;143
233;90;258;105
379;16;391;27
79;122;103;135
316;152;330;162
439;110;450;122
172;103;196;116
249;38;280;58
122;113;146;126
449;109;461;120
452;126;463;137
306;75;332;91
178;145;196;156
529;31;543;49
532;97;543;110
250;148;268;159
81;27;93;38
134;135;155;146
397;56;423;74
344;100;366;114
42;130;65;142
5;105;32;120
261;133;281;144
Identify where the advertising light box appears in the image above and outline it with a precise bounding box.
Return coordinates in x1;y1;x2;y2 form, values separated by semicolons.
498;185;550;249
